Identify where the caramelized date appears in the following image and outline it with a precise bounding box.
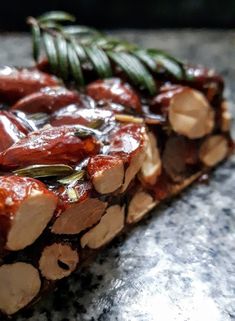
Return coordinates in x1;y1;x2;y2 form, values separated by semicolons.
0;66;59;104
0;126;100;168
0;175;57;251
36;58;51;73
11;87;81;114
50;105;114;128
86;78;142;112
0;111;30;152
183;64;224;103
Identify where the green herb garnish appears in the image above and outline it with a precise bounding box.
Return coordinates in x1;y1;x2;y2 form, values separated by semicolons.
13;164;74;178
27;11;185;95
58;170;85;185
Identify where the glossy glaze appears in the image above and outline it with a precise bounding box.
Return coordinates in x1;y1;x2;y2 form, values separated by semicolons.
87;154;122;177
183;64;224;103
50;105;114;129
0;111;30;152
11;87;82;114
0;175;57;246
86;78;142;112
150;85;186;115
2;30;233;321
109;123;146;162
0;126;100;168
55;181;93;212
0;66;59;103
0;175;55;215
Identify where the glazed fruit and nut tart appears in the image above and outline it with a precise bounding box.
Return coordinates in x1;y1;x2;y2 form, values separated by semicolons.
0;11;233;316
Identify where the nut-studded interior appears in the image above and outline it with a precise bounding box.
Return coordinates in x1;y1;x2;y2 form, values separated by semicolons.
0;63;232;316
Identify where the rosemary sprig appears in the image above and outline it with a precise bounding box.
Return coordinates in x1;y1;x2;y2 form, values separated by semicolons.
73;125;101;138
58;170;86;203
58;170;85;185
27;11;185;95
13;164;74;178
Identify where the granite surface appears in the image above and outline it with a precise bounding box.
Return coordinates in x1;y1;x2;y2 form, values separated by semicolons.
1;31;234;321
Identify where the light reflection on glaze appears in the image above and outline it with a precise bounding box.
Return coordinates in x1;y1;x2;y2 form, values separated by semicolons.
0;111;29;152
0;67;59;103
50;105;114;127
109;123;145;160
0;126;100;168
86;78;142;112
0;175;57;228
11;86;81;114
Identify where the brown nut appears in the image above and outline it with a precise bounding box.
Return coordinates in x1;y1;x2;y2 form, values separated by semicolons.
162;136;199;183
87;155;125;194
169;88;214;139
0;262;41;315
109;124;147;192
122;149;146;192
80;205;125;249
199;135;229;167
220;100;231;132
0;176;58;251
171;171;203;196
127;191;157;224
52;198;107;235
39;243;79;281
140;132;162;185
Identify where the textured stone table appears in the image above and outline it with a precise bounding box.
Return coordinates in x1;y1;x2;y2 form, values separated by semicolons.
1;31;234;321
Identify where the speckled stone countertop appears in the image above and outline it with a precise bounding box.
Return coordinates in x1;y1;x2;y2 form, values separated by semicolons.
1;30;234;321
